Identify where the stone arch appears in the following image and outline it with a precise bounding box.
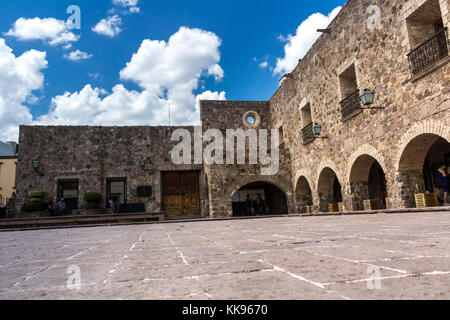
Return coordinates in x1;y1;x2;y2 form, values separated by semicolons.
229;176;290;198
345;144;387;183
294;173;313;213
315;160;343;189
348;154;388;210
231;179;289;216
395;119;450;171
293;169;313;193
394;132;450;208
317;166;343;212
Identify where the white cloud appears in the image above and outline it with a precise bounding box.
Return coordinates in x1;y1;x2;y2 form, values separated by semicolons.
92;15;122;37
120;27;223;89
64;50;93;61
5;17;79;46
0;38;47;141
129;7;140;13
34;27;226;127
195;90;226;117
112;0;138;7
88;72;100;80
274;6;342;75
259;61;269;69
111;0;140;14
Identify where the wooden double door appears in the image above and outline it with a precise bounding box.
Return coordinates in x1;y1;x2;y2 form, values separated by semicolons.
162;171;200;216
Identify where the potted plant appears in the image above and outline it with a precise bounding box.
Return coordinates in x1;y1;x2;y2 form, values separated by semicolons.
363;187;380;211
17;190;46;218
305;197;313;213
414;175;438;208
80;192;103;215
328;201;339;213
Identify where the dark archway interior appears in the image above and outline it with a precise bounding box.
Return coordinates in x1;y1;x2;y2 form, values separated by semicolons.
369;161;387;205
317;168;342;212
399;135;450;207
232;182;288;216
295;176;313;213
349;155;387;210
423;138;450;203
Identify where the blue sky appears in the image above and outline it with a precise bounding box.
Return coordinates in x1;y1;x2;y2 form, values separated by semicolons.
0;0;345;141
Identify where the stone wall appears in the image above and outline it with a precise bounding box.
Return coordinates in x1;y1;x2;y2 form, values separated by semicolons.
15;126;208;214
200;101;294;217
270;0;450;211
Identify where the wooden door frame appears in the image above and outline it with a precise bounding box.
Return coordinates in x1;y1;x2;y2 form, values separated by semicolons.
106;178;127;207
56;179;79;210
161;170;201;216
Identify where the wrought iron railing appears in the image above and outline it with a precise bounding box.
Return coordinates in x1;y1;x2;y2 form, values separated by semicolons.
407;27;449;76
340;89;361;119
302;122;315;145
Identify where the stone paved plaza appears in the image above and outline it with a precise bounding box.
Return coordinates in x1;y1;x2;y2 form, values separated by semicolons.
0;211;449;300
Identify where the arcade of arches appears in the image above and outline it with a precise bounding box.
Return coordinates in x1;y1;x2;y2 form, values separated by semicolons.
294;134;450;213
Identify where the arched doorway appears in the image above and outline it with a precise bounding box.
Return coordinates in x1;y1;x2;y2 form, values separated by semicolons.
232;181;288;216
398;134;450;207
295;176;313;213
349;155;387;210
317;168;342;212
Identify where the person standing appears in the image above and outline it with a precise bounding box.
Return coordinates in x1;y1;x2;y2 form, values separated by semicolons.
256;194;264;215
245;195;252;216
437;164;449;206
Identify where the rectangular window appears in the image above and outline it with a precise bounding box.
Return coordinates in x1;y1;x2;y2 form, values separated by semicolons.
300;103;314;145
107;178;127;205
406;0;448;76
301;103;312;128
57;180;79;210
339;63;361;120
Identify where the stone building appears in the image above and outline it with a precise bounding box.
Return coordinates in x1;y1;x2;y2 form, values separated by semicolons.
15;0;450;217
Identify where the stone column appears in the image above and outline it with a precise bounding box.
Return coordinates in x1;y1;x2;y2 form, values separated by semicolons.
389;170;420;209
349;181;367;211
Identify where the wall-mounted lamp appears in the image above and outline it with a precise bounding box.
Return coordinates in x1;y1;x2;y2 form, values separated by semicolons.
312;123;329;139
139;158;146;168
32;160;40;170
220;122;226;133
359;89;384;109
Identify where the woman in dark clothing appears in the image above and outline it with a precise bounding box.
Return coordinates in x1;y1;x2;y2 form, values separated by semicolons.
437;164;449;206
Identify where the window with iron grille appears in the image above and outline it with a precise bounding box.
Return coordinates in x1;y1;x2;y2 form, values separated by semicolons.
406;0;448;76
300;103;314;145
338;63;360;120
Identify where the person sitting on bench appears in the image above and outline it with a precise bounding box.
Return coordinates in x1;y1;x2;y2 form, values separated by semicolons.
56;198;66;215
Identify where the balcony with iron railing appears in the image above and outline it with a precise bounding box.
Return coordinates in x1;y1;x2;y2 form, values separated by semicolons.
407;27;449;77
340;89;361;120
301;122;315;145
